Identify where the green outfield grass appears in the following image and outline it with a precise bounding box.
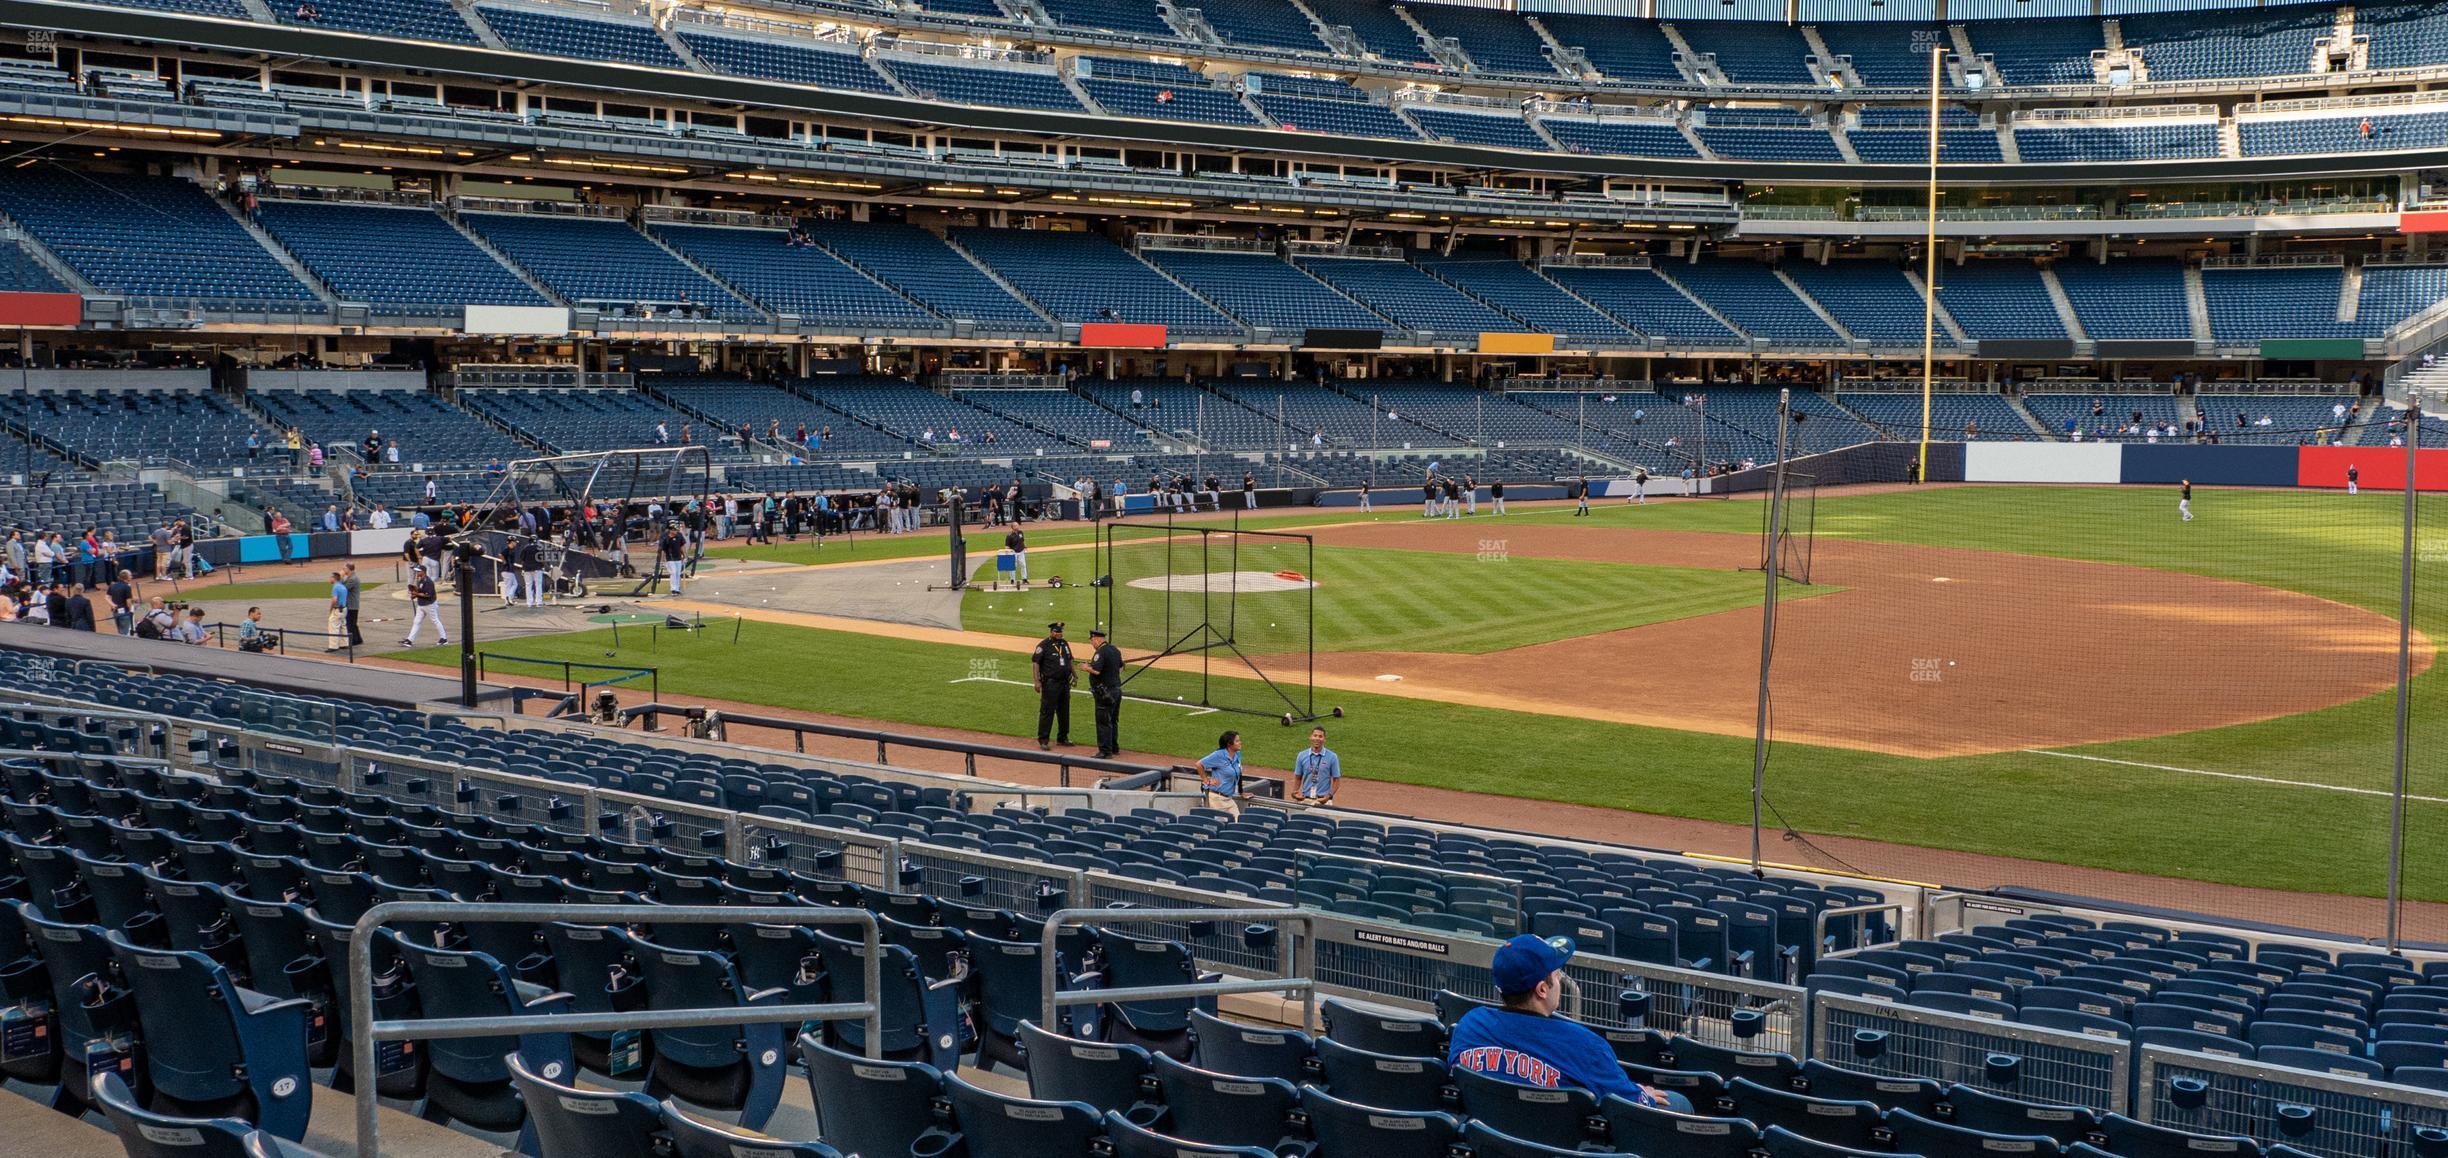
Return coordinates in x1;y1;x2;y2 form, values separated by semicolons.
961;545;1827;654
400;484;2448;907
703;509;1384;567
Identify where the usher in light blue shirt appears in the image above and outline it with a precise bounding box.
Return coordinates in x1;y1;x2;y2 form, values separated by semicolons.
1199;748;1241;795
1295;747;1340;797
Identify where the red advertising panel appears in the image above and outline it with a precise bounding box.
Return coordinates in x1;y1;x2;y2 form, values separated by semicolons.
0;292;82;326
2298;445;2448;490
1078;322;1167;348
2400;210;2448;234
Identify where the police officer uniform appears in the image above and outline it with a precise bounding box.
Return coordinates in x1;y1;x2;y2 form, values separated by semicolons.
1032;622;1075;749
1087;627;1123;758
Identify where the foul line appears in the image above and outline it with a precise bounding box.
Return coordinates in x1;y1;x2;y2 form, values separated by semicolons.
949;675;1219;715
2023;749;2448;804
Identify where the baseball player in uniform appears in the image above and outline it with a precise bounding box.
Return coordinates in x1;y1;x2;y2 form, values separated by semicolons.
1631;467;1649;505
1358;479;1372;513
2348;464;2360;495
1574;475;1590;517
1490;478;1506;516
402;565;446;645
1423;473;1439;518
1464;474;1478;516
2179;479;2193;522
1032;621;1075;750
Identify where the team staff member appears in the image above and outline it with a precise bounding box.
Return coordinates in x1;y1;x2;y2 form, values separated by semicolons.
1573;475;1591;516
1199;729;1243;816
1087;627;1123;758
1448;935;1689;1112
1292;727;1340;805
1032;621;1075;750
1005;526;1029;588
1243;471;1258;509
658;523;688;594
1489;477;1505;516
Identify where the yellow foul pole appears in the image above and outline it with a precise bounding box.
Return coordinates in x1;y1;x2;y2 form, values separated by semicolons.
1918;44;1943;480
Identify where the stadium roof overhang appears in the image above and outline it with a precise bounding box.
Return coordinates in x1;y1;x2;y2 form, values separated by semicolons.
8;0;2448;191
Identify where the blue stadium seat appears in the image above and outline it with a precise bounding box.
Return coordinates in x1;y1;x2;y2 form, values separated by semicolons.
105;931;314;1141
1151;1053;1303;1150
1321;997;1446;1057
1102;1111;1274;1158
394;938;576;1148
1300;1084;1461;1157
1888;1108;2065;1157
1020;1020;1159;1117
507;1050;665;1158
938;1070;1104;1158
801;1035;946;1158
1189;1009;1313;1084
1450;1066;1598;1150
92;1072;323;1158
1600;1093;1761;1158
1314;1035;1449;1112
613;928;789;1130
1728;1077;1884;1150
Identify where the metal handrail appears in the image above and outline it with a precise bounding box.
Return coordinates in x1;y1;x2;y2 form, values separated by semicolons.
615;701;1186;789
1040;906;1318;1032
351;901;884;1158
1813;902;1911;953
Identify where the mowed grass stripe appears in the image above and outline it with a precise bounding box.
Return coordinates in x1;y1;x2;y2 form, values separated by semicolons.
961;544;1819;654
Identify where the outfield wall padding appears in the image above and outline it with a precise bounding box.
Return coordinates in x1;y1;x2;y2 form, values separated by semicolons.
2119;445;2300;487
2298;445;2448;490
1963;443;2121;484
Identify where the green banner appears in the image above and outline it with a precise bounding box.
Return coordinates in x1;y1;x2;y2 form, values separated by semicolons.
2259;338;2367;360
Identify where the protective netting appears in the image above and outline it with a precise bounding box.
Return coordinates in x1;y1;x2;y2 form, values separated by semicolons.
1097;519;1317;721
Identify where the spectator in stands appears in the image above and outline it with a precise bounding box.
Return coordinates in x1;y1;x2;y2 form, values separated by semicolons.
384;440;400;467
362;430;382;462
1448;935;1688;1112
369;503;393;530
321;505;340;533
285;426;304;471
106;569;133;635
325;571;347;650
268;508;293;563
238;606;273;652
655;421;670;444
174;520;195;578
174;606;207;645
294;2;319;21
42;580;65;627
245;430;260;461
4;532;21;588
63;583;95;631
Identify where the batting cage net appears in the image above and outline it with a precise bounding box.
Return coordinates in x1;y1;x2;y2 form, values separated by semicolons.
1758;470;1817;584
1096;519;1321;722
473;446;714;590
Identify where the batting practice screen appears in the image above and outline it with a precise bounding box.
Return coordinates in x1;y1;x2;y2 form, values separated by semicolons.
1096;520;1318;721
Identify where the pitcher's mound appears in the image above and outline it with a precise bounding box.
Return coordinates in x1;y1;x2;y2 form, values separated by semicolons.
1125;570;1317;594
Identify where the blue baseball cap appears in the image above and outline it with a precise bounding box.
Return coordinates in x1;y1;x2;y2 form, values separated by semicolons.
1492;934;1576;994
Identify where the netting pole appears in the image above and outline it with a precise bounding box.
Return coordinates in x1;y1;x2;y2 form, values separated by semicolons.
1917;43;1943;486
1750;388;1792;877
2388;401;2420;950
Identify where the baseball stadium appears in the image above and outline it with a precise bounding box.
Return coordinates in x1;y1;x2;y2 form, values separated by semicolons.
10;0;2448;1153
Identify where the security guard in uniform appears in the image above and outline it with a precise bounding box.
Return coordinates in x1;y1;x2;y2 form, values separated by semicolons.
1032;621;1075;750
1087;626;1123;758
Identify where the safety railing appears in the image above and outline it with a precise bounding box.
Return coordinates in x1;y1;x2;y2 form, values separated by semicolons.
616;702;1189;790
2136;1043;2448;1158
350;901;885;1158
480;651;658;697
1815;902;1911;952
1811;990;2134;1115
1041;907;1318;1032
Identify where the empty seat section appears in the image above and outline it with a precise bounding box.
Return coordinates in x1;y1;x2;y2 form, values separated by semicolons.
877;55;1087;113
1537;13;1686;82
1780;262;1936;347
277;0;477;41
1201;0;1330;52
1304;0;1431;60
1674;20;1818;85
1412;253;1632;342
2013;116;2221;162
254;389;524;470
1963;16;2107;86
1406;4;1560;75
1934;262;2067;341
1295;256;1518;339
476;6;687;68
256;200;544;311
0;171;314;304
1542;266;1741;344
653;224;938;330
1145;249;1388;334
1660;261;1840;345
1539;116;1701;158
950;227;1238;335
461;212;758;321
2055;259;2193;341
801;221;1051;335
1405;105;1549;150
2120;5;2331;81
678;30;895;93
